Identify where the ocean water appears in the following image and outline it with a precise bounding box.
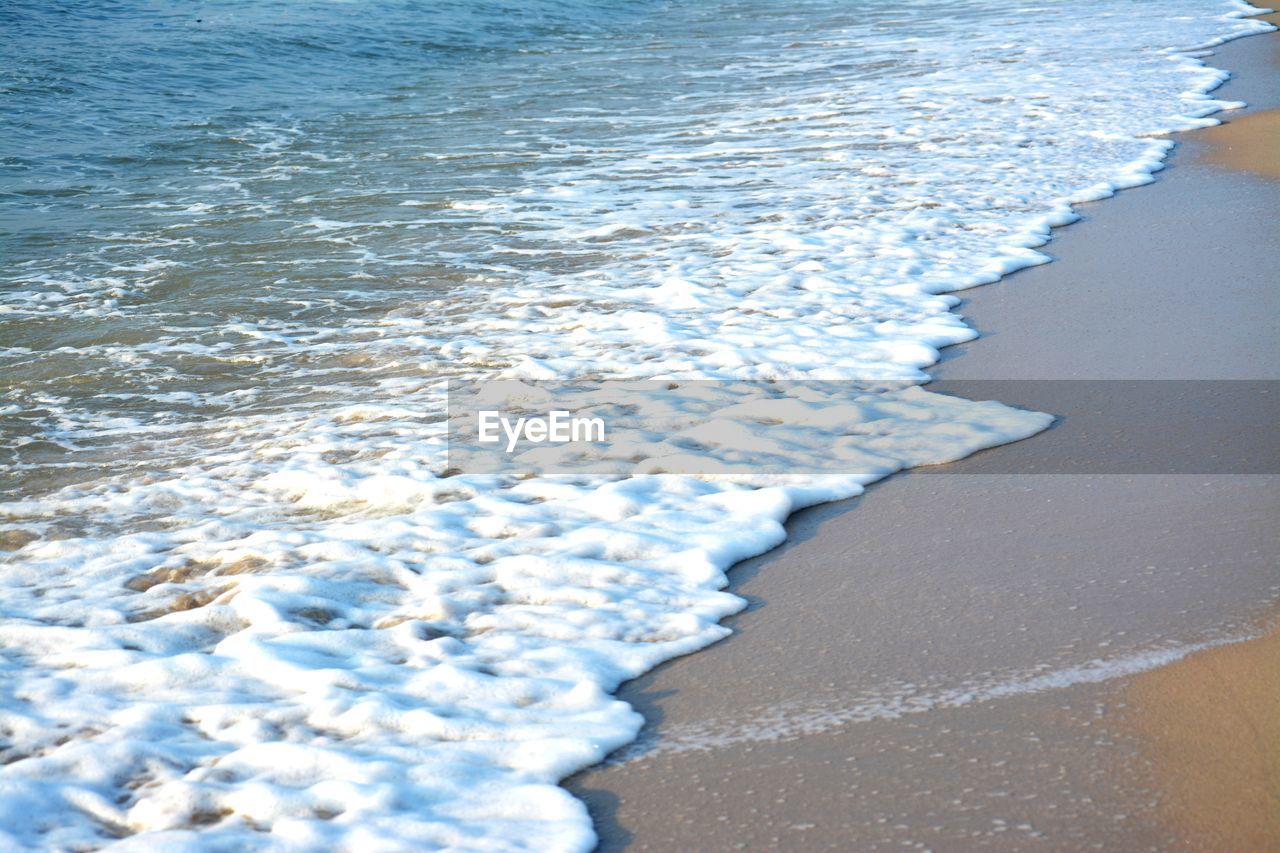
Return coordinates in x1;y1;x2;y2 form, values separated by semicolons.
0;0;1270;849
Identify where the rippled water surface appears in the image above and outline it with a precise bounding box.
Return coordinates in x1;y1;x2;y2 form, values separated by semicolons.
1;0;1249;498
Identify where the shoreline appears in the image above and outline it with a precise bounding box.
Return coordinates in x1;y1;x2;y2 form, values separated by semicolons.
4;4;1276;849
568;18;1280;851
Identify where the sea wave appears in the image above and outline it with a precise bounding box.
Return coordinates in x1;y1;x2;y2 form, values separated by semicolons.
0;0;1271;849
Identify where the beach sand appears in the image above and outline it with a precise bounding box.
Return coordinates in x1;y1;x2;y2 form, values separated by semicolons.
566;21;1280;852
1202;107;1280;177
1122;625;1280;850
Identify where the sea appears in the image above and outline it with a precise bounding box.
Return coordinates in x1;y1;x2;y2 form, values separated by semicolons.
0;0;1269;848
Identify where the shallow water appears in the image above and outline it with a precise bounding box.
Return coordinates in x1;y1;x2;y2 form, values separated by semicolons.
0;0;1269;848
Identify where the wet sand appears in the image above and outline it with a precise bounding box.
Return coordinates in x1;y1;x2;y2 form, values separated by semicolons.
567;22;1280;852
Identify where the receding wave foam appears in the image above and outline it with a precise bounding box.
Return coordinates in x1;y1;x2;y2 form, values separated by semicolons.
0;0;1272;849
610;633;1255;763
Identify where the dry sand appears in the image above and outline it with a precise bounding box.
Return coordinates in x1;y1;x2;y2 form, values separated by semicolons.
1122;625;1280;850
1201;108;1280;177
566;21;1280;853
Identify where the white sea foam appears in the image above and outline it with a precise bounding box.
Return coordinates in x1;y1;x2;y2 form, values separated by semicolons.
0;0;1272;849
611;633;1255;762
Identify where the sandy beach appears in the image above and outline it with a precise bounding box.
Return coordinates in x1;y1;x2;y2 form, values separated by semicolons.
568;20;1280;852
1123;625;1280;849
6;1;1278;848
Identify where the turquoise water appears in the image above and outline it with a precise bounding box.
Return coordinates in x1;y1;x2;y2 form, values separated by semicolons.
5;0;922;494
